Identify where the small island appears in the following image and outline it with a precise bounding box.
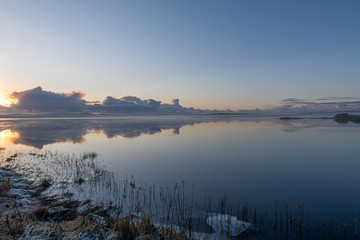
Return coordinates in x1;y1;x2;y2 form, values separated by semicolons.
334;113;360;124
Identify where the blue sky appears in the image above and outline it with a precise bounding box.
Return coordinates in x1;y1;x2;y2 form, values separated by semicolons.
0;0;359;110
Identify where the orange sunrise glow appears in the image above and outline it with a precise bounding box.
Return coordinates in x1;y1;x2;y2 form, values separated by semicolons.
0;94;17;107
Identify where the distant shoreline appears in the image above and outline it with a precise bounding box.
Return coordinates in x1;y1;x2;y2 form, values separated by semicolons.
1;111;360;119
279;113;360;124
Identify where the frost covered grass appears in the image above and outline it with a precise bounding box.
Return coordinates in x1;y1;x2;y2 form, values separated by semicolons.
1;150;360;239
0;164;194;239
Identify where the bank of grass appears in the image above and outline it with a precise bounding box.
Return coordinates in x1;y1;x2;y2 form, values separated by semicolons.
0;149;202;239
0;175;195;240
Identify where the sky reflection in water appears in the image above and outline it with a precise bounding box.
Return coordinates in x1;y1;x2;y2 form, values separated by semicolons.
0;115;359;223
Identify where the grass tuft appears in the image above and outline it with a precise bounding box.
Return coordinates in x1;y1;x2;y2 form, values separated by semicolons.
136;215;154;235
40;178;51;188
33;206;50;220
113;216;138;239
0;178;10;196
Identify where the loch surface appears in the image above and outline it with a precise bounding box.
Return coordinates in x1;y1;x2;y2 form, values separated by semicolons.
1;115;359;225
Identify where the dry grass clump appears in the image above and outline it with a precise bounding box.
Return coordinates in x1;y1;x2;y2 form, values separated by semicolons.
113;216;139;239
3;215;25;238
161;227;189;240
0;178;10;197
65;213;108;238
111;214;159;239
57;215;84;232
6;154;18;162
0;202;25;239
40;178;51;188
82;152;98;160
33;178;52;197
136;215;155;235
32;206;50;220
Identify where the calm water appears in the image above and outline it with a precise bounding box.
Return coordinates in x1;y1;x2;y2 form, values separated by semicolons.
1;115;360;229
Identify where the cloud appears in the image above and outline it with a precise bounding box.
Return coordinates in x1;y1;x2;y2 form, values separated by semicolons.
269;100;360;113
261;97;360;114
99;96;161;113
10;87;86;112
317;97;360;101
2;87;360;115
171;98;180;106
282;98;304;102
2;87;204;114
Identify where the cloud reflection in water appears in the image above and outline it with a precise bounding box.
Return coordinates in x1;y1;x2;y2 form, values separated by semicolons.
0;116;359;149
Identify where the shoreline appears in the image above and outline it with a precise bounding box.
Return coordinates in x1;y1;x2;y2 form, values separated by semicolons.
1;155;248;240
0;164;189;240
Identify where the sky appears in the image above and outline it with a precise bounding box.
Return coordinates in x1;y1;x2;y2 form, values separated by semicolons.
0;0;359;111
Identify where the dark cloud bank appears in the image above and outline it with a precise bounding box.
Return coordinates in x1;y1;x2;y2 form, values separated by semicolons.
1;87;360;115
1;87;205;114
